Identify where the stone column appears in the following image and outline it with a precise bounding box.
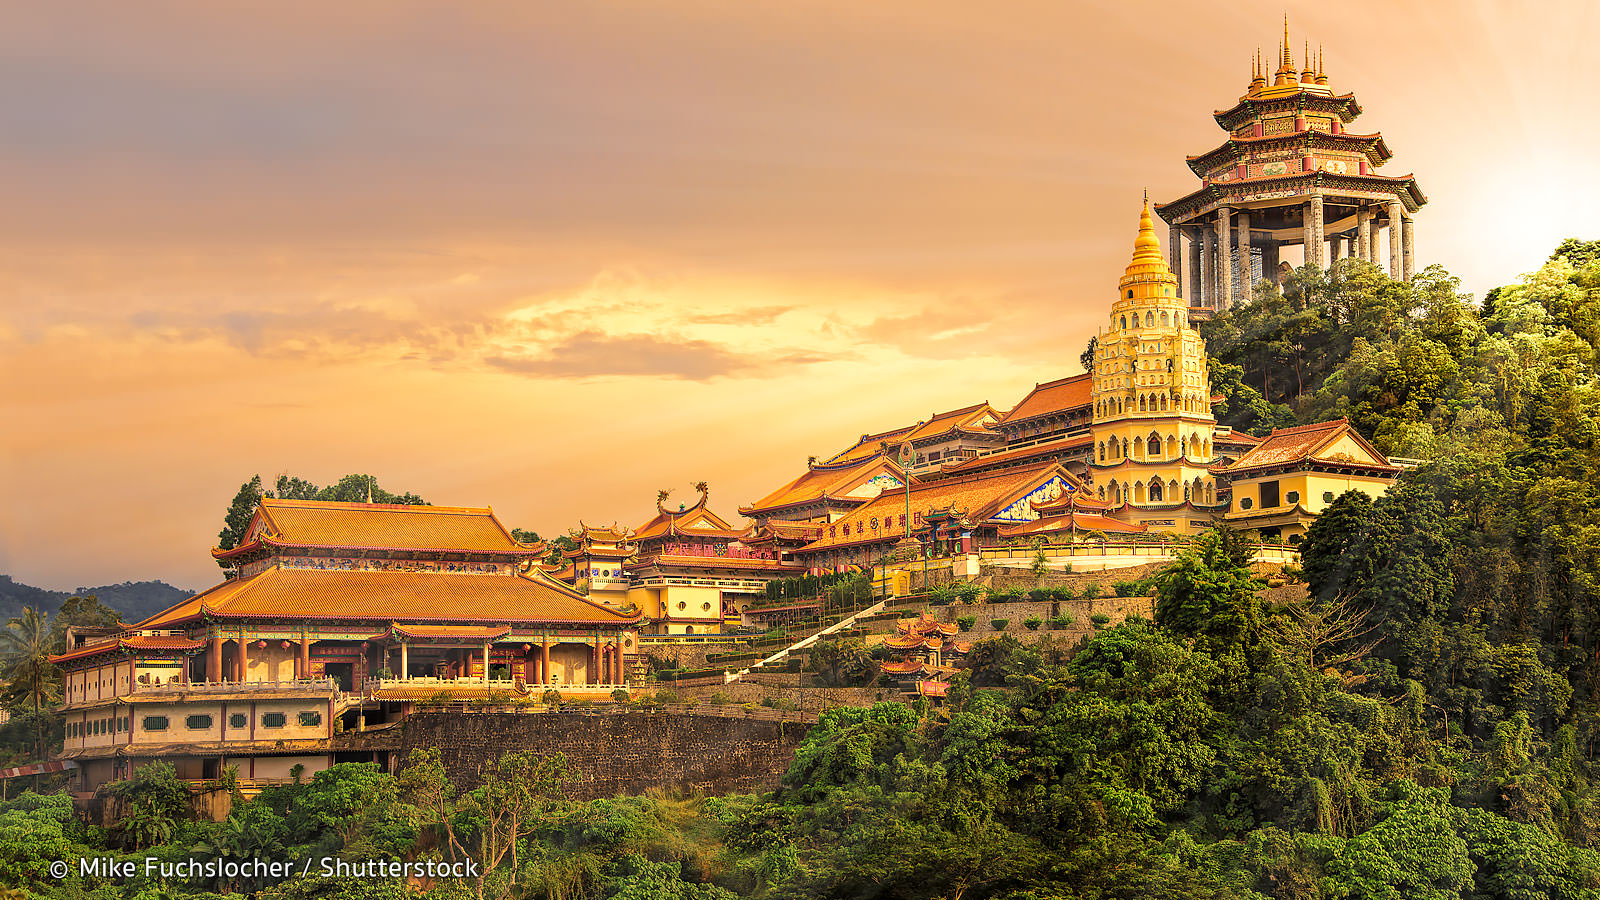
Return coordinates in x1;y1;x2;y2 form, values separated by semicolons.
482;643;491;682
207;635;222;683
236;636;248;683
1305;195;1325;268
1387;200;1403;279
541;636;551;684
1332;234;1345;262
1236;209;1252;301
1402;215;1415;281
1215;207;1233;309
590;635;601;686
399;642;408;680
1263;239;1281;286
1199;220;1215;309
1187;225;1203;304
1356;207;1371;262
1169;223;1184;298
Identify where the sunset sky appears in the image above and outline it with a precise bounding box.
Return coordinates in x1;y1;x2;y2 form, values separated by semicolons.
2;1;1597;593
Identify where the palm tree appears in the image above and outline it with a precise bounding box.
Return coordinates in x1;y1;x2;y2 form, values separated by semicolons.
1;607;58;761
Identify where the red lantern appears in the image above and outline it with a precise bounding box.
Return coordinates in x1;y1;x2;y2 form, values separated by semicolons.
522;644;532;652
255;640;267;649
280;641;291;649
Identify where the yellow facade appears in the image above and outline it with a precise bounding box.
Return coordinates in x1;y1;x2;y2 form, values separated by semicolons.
1090;202;1221;532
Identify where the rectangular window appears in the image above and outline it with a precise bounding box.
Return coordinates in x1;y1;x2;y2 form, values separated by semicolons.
185;715;213;730
1260;481;1280;509
229;713;247;729
142;716;169;732
261;712;287;728
298;711;323;727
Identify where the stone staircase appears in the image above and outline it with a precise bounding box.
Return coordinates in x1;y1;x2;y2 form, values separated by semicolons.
725;600;887;684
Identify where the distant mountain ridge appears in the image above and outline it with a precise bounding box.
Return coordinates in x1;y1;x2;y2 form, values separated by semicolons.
0;575;191;626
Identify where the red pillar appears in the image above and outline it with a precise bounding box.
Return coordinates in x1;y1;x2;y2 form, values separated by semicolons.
207;635;222;683
540;637;551;684
236;637;249;683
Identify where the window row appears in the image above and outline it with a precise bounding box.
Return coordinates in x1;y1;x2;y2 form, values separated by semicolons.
138;710;323;732
1114;309;1186;330
1098;433;1212;461
68;716;129;738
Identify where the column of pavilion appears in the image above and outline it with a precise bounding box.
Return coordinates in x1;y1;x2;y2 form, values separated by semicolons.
1167;196;1415;311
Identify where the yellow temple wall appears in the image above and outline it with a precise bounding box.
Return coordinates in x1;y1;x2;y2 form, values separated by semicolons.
243;643;297;682
1232;471;1393;516
547;643;594;685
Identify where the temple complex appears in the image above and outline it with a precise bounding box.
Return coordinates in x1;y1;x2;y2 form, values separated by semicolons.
53;500;639;792
1157;21;1427;309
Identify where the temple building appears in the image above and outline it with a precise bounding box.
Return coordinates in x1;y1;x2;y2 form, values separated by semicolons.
53;500;639;793
1089;200;1227;533
1157;21;1427;309
1212;417;1400;541
575;485;799;634
740;452;908;526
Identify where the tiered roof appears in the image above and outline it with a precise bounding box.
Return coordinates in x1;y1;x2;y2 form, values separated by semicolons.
740;454;906;519
1212;418;1397;476
799;462;1088;553
996;375;1093;427
214;499;540;561
132;566;635;629
634;486;744;541
51;634;206;666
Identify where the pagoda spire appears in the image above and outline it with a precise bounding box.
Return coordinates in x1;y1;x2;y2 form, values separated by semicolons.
1275;14;1297;85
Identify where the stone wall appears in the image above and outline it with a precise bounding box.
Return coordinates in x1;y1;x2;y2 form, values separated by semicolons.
676;679;884;713
640;641;748;672
397;709;811;799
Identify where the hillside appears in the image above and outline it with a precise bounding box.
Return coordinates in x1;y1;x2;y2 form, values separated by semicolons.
0;575;191;626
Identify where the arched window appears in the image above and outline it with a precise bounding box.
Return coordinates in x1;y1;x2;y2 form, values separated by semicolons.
1145;311;1155;327
1159;394;1168;411
1166;358;1174;373
1162;311;1170;326
1097;441;1106;461
1134;480;1145;503
1166;434;1177;456
1127;289;1134;298
1148;480;1163;502
1206;483;1215;504
1169;479;1180;500
1147;434;1161;457
1120;315;1127;330
1138;395;1146;412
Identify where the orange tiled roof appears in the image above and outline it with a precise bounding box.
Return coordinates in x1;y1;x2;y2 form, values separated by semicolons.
826;425;918;464
217;499;535;559
1214;418;1397;474
935;433;1093;476
799;462;1086;552
133;566;638;629
51;634;206;665
903;403;998;444
881;660;931;676
742;455;905;516
634;489;742;541
998;374;1093;424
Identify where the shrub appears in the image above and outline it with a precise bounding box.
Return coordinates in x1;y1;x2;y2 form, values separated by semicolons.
951;582;985;604
990;618;1010;631
1023;616;1043;630
1090;613;1111;627
1026;587;1048;601
1081;584;1103;600
707;691;731;706
1047;615;1074;629
654;689;680;705
990;587;1023;603
541;689;563;706
609;688;630;703
956;616;976;632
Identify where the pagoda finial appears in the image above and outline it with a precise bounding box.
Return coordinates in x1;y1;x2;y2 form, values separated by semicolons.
1301;40;1315;83
1275;15;1297;85
1250;47;1267;92
1317;45;1329;85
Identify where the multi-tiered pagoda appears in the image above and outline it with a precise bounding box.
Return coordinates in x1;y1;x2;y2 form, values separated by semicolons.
1157;21;1427;309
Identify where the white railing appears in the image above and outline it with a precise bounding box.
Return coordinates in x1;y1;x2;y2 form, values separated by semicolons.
132;678;336;695
361;677;629;694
